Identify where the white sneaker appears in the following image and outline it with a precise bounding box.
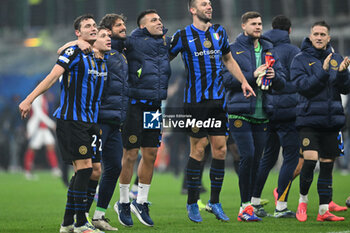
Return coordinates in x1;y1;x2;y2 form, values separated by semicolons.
92;216;118;231
74;222;104;233
25;171;38;180
52;167;62;177
59;224;74;233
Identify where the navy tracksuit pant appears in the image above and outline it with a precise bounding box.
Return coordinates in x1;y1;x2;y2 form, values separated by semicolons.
253;121;299;202
96;123;123;209
229;119;268;203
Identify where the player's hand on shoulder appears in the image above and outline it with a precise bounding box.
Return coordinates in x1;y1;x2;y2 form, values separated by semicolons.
77;40;92;54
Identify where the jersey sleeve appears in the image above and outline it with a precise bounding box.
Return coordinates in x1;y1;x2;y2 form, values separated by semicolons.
169;30;183;57
56;46;80;71
221;27;230;55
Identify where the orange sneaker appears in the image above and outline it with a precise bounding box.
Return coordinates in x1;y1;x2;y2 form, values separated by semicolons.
329;201;348;212
296;202;307;222
317;211;345;222
237;213;242;222
273;188;278;206
238;205;261;221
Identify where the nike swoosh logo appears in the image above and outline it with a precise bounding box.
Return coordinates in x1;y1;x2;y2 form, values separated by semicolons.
189;38;197;43
83;55;88;58
309;62;316;66
136;206;142;214
110;52;116;55
236;51;245;54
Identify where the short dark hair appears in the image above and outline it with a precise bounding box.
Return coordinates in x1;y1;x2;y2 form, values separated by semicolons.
137;9;158;27
73;14;94;30
272;15;291;31
241;11;261;24
188;0;196;9
99;13;126;30
312;20;330;32
97;26;109;32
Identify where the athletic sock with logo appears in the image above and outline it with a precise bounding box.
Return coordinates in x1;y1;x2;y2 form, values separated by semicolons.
210;159;225;204
137;183;150;204
318;162;334;205
186;157;201;204
85;179;98;214
63;174;76;226
74;168;92;227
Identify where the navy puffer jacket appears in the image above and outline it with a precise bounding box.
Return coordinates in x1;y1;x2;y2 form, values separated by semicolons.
263;29;300;122
125;27;171;101
223;33;286;115
98;44;129;125
290;37;350;129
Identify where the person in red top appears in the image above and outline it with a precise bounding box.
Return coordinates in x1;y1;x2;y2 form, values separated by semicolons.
23;93;61;179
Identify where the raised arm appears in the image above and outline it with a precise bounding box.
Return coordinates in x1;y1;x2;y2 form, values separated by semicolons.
57;39;92;55
19;65;65;119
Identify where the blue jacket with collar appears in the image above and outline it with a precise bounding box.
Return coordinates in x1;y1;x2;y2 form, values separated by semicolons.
98;42;129;125
124;27;171;101
290;37;350;129
263;29;300;122
223;33;286;115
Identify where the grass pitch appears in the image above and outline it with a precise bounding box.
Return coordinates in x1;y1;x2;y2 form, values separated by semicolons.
1;169;349;233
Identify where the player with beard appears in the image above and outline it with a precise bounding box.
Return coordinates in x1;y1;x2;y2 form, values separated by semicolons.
170;0;255;223
291;21;350;222
223;11;285;222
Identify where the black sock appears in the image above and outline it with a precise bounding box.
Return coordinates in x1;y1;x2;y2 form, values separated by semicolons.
300;160;317;196
134;176;139;185
85;179;98;214
74;168;93;227
186;157;201;204
233;160;240;175
63;174;76;226
199;157;206;193
210;159;225;203
318;162;334;205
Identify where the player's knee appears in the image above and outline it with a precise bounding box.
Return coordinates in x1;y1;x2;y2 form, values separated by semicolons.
124;149;139;163
192;146;205;158
91;164;101;180
212;144;227;160
143;148;158;164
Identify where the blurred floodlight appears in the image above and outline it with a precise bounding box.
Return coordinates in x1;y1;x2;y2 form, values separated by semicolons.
24;38;42;47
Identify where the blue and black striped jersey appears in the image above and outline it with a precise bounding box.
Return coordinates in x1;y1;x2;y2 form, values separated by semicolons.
170;24;230;103
54;45;108;123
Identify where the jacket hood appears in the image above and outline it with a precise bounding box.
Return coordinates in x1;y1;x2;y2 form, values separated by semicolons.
130;27;168;37
235;33;273;50
263;29;290;46
300;37;332;60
